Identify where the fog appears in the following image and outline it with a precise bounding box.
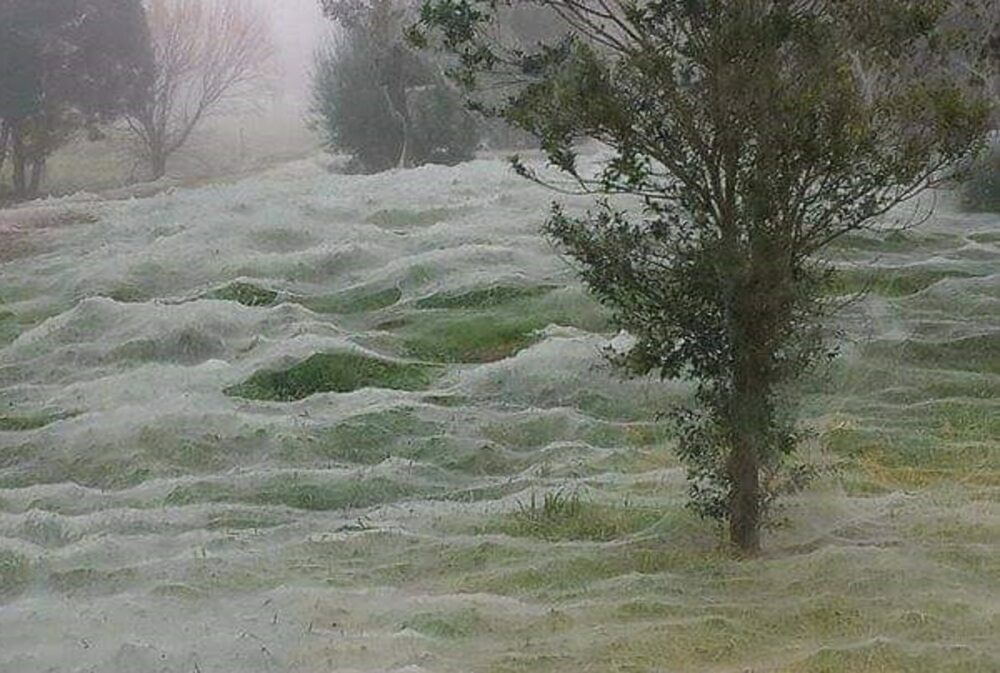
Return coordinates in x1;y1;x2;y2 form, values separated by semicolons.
260;0;328;106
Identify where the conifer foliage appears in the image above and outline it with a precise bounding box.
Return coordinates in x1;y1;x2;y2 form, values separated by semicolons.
314;0;478;173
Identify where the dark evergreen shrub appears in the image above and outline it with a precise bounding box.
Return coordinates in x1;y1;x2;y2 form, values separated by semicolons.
961;141;1000;212
311;32;478;173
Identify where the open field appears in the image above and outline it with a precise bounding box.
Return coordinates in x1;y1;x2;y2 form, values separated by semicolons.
0;107;320;202
0;153;997;672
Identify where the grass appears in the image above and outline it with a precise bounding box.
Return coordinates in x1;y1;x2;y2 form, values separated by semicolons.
0;310;19;345
482;414;671;452
299;285;401;314
295;409;442;464
782;640;998;673
465;538;725;599
0;550;30;598
968;231;1000;244
248;227;317;253
365;207;461;228
224;352;442;401
165;474;429;511
820;396;1000;493
414;284;556;310
864;333;1000;375
402;608;490;639
0;449;156;491
0;411;73;431
397;286;611;364
206;281;278;307
961;145;1000;213
102;284;151;303
403;314;543;363
490;491;663;542
288;411;527;475
205;510;289;531
829;230;960;254
825;267;977;297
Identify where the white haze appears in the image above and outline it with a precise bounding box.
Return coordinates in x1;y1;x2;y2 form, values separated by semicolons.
259;0;328;107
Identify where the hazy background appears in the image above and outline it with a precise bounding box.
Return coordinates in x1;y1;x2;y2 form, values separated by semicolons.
34;0;332;196
262;0;328;108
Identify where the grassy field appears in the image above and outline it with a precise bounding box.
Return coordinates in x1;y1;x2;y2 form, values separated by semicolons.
0;107;319;201
0;153;996;672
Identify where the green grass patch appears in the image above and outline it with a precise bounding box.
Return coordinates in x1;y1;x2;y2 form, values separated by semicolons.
138;429;236;471
864;333;1000;375
0;451;155;491
300;409;442;464
483;415;670;452
482;415;576;450
825;267;975;297
205;510;290;531
432;482;530;504
288;411;525;474
823;412;1000;490
206;281;278;307
0;549;31;598
0;310;20;344
587;615;754;671
248;227;317;253
469;540;724;598
414;284;556;310
968;231;1000;244
48;566;136;596
225;352;442;401
322;433;521;475
165;474;428;511
393;285;611;364
365;207;459;227
102;284;151;303
299;286;401;314
830;230;960;254
441;444;525;476
403;315;541;363
402;608;489;639
784;640;996;673
489;491;663;542
0;411;74;431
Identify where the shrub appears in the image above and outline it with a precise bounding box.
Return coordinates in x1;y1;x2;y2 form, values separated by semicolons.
310;30;478;173
961;142;1000;212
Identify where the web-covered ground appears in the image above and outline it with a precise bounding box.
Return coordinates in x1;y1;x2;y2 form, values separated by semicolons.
0;155;997;673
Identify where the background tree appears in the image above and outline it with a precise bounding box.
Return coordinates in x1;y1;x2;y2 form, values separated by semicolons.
946;0;1000;211
950;0;1000;113
314;0;478;172
0;0;152;199
125;0;274;180
415;0;991;553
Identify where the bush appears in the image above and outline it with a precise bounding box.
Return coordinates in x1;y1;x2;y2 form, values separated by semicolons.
961;142;1000;212
407;84;479;166
311;31;478;173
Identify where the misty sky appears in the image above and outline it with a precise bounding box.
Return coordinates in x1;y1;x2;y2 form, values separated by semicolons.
262;0;328;103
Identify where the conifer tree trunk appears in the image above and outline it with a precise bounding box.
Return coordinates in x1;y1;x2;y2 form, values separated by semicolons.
0;122;10;178
11;126;27;198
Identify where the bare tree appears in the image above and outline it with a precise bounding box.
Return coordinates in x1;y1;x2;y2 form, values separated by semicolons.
127;0;274;180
